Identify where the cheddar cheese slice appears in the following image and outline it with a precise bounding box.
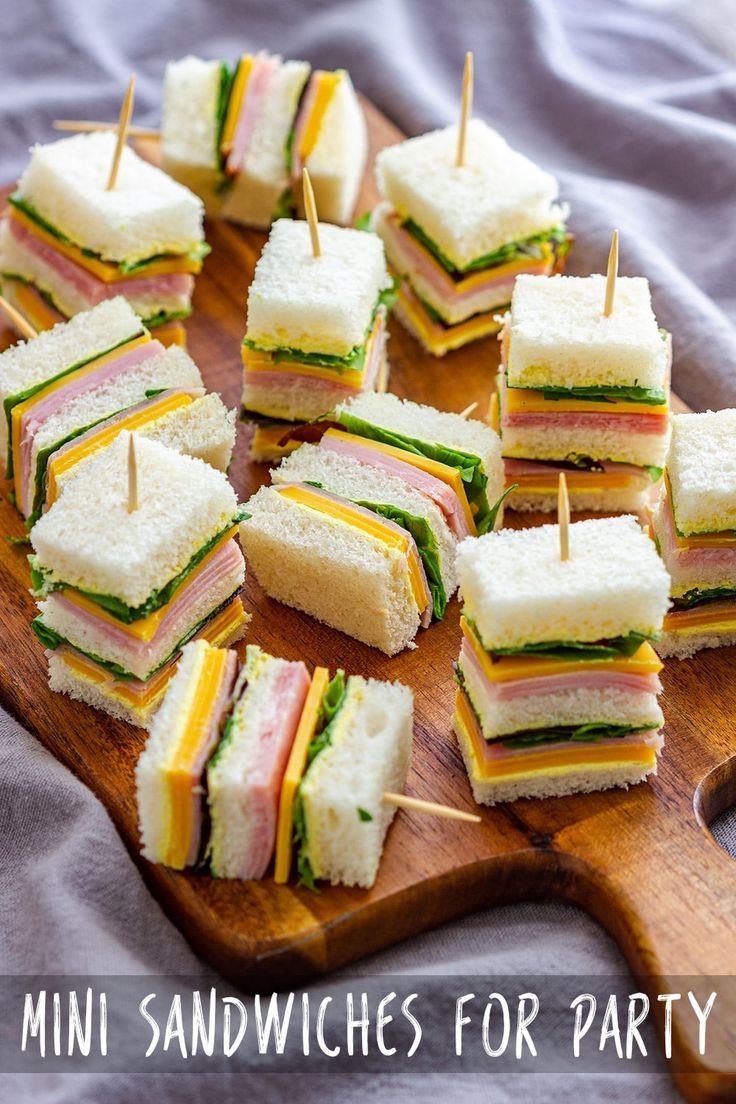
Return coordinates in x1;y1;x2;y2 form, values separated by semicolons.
324;427;477;535
7;278;63;332
298;71;340;163
45;391;195;506
460;617;663;682
664;602;736;635
274;666;330;883
276;483;428;615
503;385;669;418
398;283;503;356
220;54;255;156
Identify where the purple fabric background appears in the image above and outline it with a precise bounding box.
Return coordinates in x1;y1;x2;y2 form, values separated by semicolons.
2;1;735;1100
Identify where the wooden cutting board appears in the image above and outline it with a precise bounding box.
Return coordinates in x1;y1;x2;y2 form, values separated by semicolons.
1;99;734;1103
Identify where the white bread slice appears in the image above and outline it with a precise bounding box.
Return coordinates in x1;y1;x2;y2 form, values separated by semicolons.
454;712;660;805
240;485;420;655
28;345;203;509
17;132;204;263
456;515;671;650
0;223;193;320
161;56;225;216
651;494;736;596
507;483;652;515
336;390;505;512
0;296;142;460
31;432;238;607
667;410;736;535
500;418;670;470
506;274;668;390
298;70;367;226
139;392;235;472
299;675;413;887
242;364;376;423
245;218;390;356
376;120;564;270
272;443;457;600
656;628;736;660
221;60;310;229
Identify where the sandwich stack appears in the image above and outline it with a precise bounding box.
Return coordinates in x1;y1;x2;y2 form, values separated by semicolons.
0;132;207;345
241;391;506;654
242;216;394;462
162;53;366;227
30;434;248;727
372;119;572;356
652;409;736;657
136;641;413;888
492;272;671;513
453;514;671;804
0;297;235;528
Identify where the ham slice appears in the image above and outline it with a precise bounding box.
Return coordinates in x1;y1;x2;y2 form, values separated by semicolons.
7;217;194;306
503;457;649;483
226;53;279;176
18;338;164;516
498;371;668;435
658;491;736;573
46;538;244;676
320;431;473;540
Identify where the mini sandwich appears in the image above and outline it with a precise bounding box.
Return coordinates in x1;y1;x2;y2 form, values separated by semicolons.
372;120;571;356
136;646;413;888
652;410;736;658
0;132;207;342
162;53;366;228
31;434;248;727
0;297;234;526
242;218;394;461
137;642;310;873
453;516;670;804
491;274;671;513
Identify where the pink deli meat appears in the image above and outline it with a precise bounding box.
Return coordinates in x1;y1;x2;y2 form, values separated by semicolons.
659;491;736;573
226;52;279;176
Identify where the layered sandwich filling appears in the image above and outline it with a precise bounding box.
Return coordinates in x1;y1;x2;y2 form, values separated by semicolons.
454;617;665;784
494;323;671;508
1;195;206;330
289;70;340;180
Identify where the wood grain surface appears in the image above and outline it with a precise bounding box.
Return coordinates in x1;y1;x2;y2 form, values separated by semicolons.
1;99;734;1102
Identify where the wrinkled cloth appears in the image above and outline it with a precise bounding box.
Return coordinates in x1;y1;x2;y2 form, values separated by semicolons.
1;1;735;1101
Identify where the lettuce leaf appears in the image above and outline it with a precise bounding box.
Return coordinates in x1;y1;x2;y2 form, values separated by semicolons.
29;507;249;622
488;629;656;661
356;501;446;619
511;378;668;406
502;722;654;749
403;218;571;275
335;409;495;532
672;586;736;611
144;308;191;328
7;194;209;274
31;589;243;681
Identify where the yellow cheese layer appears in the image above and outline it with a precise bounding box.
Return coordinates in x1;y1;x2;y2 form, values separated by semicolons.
664;602;736;635
46;391;194;506
242;311;382;389
8;206;203;281
455;688;657;780
59;525;239;642
274;666;330;884
396;225;555;294
11;333;151;505
504;384;668;417
460;617;663;682
276;483;427;615
8;279;62;331
154;321;187;348
323;427;477;535
163;645;231;868
506;470;639;494
220;54;255;156
298;71;340;163
399;284;502;355
251;424;300;459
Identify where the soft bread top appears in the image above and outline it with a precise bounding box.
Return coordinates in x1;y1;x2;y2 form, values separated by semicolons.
245;219;391;356
506;274;667;391
336;390;504;498
376;119;564;270
162;56;224;170
667;409;736;535
0;297;142;410
17;132;205;263
456;515;671;650
31;432;238;607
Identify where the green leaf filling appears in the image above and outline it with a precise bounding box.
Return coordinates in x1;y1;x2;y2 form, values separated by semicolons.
486;628;657;661
510;378;668;407
672;586;736;611
502;722;654;750
355;500;446;619
29;507;249;622
403;218;571;276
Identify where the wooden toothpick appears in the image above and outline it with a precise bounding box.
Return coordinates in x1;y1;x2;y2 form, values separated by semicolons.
558;471;570;562
459;401;478;419
603;229;619;317
302;167;321;258
455;51;474;168
0;296;37;341
127;434;139;513
383;791;481;824
55;119;159;140
106;74;136;191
